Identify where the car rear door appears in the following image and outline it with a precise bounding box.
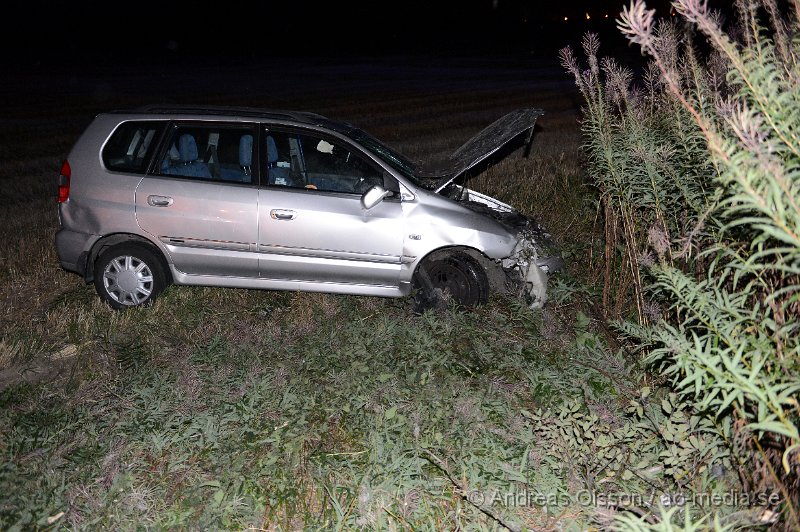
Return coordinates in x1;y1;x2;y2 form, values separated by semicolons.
135;121;260;277
257;128;405;287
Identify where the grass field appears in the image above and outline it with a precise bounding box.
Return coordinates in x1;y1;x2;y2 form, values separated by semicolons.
0;55;648;530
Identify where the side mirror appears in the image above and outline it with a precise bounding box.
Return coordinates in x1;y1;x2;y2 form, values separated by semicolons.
361;185;391;210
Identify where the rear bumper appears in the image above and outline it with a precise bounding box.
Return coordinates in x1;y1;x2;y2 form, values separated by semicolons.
55;228;98;278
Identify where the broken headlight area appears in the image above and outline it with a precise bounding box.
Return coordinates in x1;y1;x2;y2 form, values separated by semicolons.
502;227;564;309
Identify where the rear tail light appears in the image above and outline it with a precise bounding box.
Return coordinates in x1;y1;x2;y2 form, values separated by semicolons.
58;160;71;203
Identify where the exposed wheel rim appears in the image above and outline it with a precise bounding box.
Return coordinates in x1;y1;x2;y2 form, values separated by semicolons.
427;260;475;305
102;255;154;306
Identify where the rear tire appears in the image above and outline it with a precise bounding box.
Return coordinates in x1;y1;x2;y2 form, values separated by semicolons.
93;244;167;310
413;252;489;311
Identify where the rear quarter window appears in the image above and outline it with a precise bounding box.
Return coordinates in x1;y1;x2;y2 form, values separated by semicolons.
102;121;166;174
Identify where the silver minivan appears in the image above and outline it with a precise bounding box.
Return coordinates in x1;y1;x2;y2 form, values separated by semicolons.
55;105;561;310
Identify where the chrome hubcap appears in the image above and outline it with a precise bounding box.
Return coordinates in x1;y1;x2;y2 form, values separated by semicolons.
102;255;153;306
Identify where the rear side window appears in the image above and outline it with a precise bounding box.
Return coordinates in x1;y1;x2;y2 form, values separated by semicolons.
157;124;256;184
102;121;166;174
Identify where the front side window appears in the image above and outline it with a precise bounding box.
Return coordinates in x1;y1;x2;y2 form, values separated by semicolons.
102;121;166;174
265;130;386;194
158;124;256;184
349;129;417;181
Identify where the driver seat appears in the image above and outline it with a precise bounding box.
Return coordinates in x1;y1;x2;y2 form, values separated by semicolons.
266;135;292;186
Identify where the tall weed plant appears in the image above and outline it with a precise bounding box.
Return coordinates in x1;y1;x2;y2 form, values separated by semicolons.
563;0;799;528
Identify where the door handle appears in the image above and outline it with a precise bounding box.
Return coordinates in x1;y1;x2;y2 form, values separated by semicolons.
148;195;174;207
270;209;296;220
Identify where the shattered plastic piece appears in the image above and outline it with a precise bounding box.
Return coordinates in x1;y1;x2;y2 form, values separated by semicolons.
524;264;549;309
505;229;551;308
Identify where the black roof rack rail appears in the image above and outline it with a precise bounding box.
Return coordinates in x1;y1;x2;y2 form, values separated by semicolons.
113;105;326;123
106;105;356;134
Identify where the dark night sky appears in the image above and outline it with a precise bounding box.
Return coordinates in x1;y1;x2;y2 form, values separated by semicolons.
3;0;740;70
5;1;710;64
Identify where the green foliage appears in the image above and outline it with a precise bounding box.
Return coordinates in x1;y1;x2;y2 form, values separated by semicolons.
0;294;637;530
561;27;717;322
565;0;800;528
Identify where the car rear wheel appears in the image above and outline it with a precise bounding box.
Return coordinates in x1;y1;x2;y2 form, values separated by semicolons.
93;244;167;310
414;252;489;311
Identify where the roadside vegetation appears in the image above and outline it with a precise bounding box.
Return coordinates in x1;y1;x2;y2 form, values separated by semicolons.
560;0;800;529
2;0;797;526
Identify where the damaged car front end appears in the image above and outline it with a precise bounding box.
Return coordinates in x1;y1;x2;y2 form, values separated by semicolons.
367;107;565;309
460;186;562;306
431;182;564;309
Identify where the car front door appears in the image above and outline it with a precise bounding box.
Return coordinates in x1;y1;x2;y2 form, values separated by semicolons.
135;122;260;277
257;128;404;287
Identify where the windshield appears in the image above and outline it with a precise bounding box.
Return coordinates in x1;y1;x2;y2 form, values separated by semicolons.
350;129;417;181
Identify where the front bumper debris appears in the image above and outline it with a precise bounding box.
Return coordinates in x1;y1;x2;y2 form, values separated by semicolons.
503;228;564;309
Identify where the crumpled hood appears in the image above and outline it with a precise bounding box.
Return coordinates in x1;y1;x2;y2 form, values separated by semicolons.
412;108;544;191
